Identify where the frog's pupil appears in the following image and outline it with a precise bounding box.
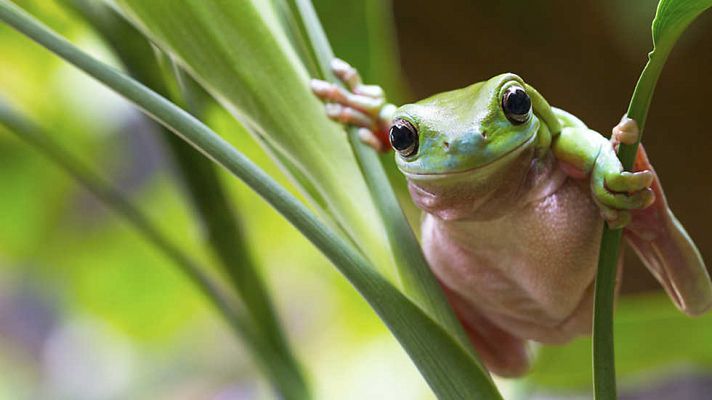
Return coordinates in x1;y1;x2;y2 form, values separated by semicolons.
390;124;415;151
506;88;531;116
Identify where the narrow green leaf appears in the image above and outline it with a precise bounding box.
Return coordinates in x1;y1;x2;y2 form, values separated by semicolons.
0;3;503;397
593;1;712;399
624;0;712;140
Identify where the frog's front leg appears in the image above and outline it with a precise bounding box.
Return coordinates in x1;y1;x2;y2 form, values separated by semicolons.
310;59;397;152
552;122;655;228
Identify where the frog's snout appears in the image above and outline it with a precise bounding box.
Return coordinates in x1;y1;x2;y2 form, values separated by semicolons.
441;132;484;156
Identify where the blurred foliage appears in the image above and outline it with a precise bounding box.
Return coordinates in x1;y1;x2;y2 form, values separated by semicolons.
529;293;712;391
2;0;712;399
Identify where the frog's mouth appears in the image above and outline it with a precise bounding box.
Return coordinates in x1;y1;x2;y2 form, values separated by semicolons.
402;132;539;220
401;132;537;181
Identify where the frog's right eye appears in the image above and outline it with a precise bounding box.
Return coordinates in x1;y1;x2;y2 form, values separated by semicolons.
502;86;531;125
389;119;419;157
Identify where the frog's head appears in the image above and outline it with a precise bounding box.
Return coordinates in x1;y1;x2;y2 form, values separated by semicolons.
390;73;559;220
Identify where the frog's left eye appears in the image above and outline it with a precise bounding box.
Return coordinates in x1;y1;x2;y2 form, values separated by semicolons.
502;86;531;125
389;119;419;158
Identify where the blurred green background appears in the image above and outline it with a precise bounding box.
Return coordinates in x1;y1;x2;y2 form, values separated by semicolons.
1;1;712;399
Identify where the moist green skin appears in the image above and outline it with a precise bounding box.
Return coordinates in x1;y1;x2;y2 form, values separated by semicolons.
393;73;555;177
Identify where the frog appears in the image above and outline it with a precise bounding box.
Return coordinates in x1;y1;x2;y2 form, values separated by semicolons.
311;59;712;377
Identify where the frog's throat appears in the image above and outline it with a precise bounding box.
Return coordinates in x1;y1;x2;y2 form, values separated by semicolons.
401;131;538;181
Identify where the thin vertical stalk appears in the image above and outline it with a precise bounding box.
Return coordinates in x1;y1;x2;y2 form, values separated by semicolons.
592;1;712;398
592;56;668;400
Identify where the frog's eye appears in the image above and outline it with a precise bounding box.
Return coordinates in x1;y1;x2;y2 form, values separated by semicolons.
389;119;419;157
502;86;531;125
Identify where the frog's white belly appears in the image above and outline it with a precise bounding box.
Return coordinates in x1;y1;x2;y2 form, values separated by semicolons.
422;177;603;344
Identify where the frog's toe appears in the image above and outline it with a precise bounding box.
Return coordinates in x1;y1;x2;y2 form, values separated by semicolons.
611;116;639;146
597;205;632;229
354;84;385;99
331;58;385;99
310;79;347;103
324;103;373;128
331;58;360;86
605;170;654;193
310;79;384;115
357;127;387;152
595;185;655;210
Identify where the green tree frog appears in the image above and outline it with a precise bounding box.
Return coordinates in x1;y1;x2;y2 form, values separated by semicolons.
311;59;712;377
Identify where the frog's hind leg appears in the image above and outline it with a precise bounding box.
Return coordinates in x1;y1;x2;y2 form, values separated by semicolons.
622;144;712;315
443;287;530;377
611;118;712;315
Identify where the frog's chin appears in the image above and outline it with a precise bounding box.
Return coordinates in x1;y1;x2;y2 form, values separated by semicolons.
403;133;539;221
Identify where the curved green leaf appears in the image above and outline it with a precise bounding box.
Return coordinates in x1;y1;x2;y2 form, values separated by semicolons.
110;0;393;270
653;0;712;46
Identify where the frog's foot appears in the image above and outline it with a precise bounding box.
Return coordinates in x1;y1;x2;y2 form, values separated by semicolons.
595;116;655;228
591;139;655;229
310;58;395;152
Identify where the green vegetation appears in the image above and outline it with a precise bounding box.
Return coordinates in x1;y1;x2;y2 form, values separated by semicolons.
0;1;710;399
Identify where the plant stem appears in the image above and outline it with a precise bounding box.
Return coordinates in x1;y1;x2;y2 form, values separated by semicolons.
592;3;705;399
592;227;622;399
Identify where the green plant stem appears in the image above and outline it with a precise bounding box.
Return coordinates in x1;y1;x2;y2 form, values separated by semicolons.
0;101;305;397
592;227;623;399
283;0;485;370
0;2;501;397
592;2;711;398
592;58;668;400
55;2;310;397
